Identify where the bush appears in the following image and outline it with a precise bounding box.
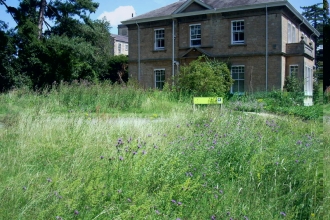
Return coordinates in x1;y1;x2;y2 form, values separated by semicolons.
176;56;233;97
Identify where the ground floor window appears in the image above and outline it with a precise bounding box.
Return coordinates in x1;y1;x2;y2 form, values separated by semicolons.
304;65;313;96
231;65;245;93
155;69;165;89
289;65;298;77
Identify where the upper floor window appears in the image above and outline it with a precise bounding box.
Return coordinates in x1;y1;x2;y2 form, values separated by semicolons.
289;65;298;77
190;24;201;47
231;20;244;44
118;43;122;54
155;29;165;50
288;22;296;43
155;69;165;89
231;65;245;94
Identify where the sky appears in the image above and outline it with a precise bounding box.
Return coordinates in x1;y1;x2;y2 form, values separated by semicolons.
0;0;322;34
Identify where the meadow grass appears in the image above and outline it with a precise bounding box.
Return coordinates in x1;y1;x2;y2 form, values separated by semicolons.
0;83;325;219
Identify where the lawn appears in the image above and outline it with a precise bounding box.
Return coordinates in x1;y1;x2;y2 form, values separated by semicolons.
0;83;326;219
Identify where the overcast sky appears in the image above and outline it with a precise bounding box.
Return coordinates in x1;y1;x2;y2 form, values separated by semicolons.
0;0;322;34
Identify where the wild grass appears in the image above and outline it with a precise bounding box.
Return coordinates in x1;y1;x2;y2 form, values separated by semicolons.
0;83;324;219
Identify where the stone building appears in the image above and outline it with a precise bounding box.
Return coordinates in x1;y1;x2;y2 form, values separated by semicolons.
121;0;320;105
110;34;129;56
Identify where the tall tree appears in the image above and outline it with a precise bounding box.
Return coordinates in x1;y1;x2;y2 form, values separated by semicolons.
0;0;113;91
301;3;323;45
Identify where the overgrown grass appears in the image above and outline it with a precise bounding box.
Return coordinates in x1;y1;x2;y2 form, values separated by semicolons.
0;83;324;219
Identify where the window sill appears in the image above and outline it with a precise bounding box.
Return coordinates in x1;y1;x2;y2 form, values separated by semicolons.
228;43;247;48
153;49;167;52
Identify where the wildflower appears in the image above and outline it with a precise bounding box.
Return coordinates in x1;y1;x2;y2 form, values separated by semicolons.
127;198;132;202
226;212;230;216
100;156;104;159
296;140;302;145
56;216;63;220
280;212;286;217
74;210;79;215
211;215;216;220
275;162;279;165
155;210;160;214
219;190;223;194
142;150;146;155
133;151;137;155
214;194;218;199
22;186;27;191
119;156;123;161
171;199;177;204
176;218;181;220
295;160;299;163
177;202;182;205
47;178;52;183
244;216;249;220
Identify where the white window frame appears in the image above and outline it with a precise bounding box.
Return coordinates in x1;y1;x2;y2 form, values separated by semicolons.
231;65;245;94
289;65;298;77
118;43;121;54
304;65;313;96
154;29;165;50
288;21;296;43
190;24;201;47
125;44;128;51
231;20;245;44
154;69;165;89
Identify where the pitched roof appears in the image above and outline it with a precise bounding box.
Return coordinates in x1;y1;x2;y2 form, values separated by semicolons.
122;0;285;23
121;0;319;37
111;34;128;43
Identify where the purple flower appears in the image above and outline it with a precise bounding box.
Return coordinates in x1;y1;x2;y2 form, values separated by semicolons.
280;211;286;217
133;151;137;155
119;156;123;161
100;156;104;159
74;210;79;215
275;162;279;165
176;218;181;220
211;215;216;220
219;190;223;194
155;210;160;214
296;140;302;145
171;199;177;204
47;178;52;183
177;202;182;205
22;186;27;191
244;216;249;220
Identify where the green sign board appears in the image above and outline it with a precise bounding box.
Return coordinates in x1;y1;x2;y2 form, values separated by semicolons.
193;97;223;104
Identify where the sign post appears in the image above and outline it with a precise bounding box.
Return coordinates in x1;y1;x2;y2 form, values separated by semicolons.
193;97;223;110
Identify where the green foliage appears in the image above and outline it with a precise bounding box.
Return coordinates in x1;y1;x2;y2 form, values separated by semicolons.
0;0;114;91
101;55;128;83
176;56;233;97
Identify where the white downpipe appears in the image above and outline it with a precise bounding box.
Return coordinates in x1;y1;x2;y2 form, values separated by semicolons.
172;19;175;86
265;5;268;92
136;22;141;82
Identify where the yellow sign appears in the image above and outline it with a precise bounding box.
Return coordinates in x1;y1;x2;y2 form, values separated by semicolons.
193;97;223;104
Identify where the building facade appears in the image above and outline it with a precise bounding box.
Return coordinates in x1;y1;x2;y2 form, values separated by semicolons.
121;0;319;105
110;34;129;56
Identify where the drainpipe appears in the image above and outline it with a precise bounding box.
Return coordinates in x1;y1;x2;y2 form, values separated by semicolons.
172;19;175;86
136;22;141;82
265;5;268;92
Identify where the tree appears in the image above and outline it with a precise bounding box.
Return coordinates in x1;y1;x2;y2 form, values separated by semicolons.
301;3;323;45
176;56;233;97
0;0;113;90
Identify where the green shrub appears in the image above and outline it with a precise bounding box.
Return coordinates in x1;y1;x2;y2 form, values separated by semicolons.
176;56;233;97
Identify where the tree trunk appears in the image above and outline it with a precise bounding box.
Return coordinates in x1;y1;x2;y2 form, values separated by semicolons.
38;0;47;39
